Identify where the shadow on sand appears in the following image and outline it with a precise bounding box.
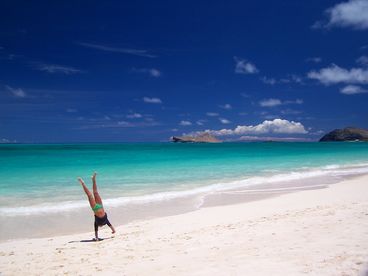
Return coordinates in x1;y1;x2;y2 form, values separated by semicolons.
68;237;113;243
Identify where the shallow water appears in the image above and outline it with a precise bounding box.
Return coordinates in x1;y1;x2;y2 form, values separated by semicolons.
1;142;368;240
1;142;368;213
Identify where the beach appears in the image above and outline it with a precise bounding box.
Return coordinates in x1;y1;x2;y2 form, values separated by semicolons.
1;173;367;275
2;0;368;274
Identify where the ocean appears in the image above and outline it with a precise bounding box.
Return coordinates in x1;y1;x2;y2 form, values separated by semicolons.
1;142;368;240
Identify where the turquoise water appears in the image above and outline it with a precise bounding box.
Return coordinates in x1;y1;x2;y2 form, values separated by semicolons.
1;142;368;215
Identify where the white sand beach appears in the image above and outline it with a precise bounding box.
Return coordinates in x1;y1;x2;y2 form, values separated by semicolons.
1;174;368;275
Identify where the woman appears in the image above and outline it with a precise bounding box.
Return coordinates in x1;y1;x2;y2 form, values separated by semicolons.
78;172;116;241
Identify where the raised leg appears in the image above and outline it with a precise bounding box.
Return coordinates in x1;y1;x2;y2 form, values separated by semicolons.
92;172;103;205
78;177;96;209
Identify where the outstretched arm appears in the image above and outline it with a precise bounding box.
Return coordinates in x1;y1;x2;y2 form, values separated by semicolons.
109;224;116;234
94;221;99;240
106;219;115;234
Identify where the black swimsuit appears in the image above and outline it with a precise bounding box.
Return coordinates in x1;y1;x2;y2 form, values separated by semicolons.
94;213;112;232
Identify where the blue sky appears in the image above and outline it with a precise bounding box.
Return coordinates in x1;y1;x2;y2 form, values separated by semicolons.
1;0;368;142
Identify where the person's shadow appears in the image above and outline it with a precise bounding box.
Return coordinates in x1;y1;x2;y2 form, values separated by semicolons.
68;237;113;243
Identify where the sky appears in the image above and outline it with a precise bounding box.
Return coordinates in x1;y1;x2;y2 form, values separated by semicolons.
0;0;368;143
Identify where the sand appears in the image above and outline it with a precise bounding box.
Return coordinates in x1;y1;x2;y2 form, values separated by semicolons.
1;175;368;275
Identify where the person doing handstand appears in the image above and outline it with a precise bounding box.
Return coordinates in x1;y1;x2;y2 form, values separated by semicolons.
78;172;115;241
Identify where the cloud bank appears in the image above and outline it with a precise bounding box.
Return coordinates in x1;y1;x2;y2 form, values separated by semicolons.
325;0;368;30
308;64;368;85
198;119;307;136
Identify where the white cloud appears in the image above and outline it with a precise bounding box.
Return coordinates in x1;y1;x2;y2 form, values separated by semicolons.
240;93;251;98
259;98;303;108
78;116;159;129
79;118;160;129
145;117;155;122
322;0;368;30
219;118;231;124
306;57;322;63
284;99;303;105
0;53;21;61
0;138;17;143
259;98;282;107
340;84;368;94
234;57;259;74
180;120;192;126
308;64;368;85
143;97;162;104
196;120;206;126
288;74;303;84
261;74;303;85
126;113;143;118
261;77;277;85
281;109;302;115
219;104;232;110
77;42;156;58
149;68;161;77
81;119;160;129
36;64;82;74
117;121;131;126
6;85;26;98
263;114;279;120
206;112;219;117
133;68;161;77
66;108;77;113
199;119;307;136
356;55;368;66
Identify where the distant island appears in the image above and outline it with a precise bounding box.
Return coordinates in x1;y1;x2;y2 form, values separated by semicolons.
319;127;368;142
171;133;222;143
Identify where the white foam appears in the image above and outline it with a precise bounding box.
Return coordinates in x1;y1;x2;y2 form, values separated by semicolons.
1;162;368;217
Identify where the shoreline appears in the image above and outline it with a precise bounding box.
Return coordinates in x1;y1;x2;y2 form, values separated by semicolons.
1;173;368;275
1;164;368;241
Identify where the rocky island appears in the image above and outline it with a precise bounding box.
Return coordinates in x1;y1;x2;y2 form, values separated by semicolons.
171;133;222;143
319;127;368;142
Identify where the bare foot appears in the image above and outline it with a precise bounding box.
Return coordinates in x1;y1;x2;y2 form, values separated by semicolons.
92;172;97;181
112;230;116;234
78;177;85;185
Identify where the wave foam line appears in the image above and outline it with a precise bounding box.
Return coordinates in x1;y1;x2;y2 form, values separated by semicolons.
1;162;368;217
